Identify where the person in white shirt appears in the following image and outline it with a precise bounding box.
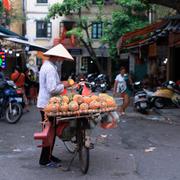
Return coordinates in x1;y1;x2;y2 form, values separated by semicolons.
37;56;68;167
37;59;64;109
113;66;131;115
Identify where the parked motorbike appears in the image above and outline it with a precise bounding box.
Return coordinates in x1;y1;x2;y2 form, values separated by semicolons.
86;73;96;92
150;80;180;109
133;81;149;114
95;74;109;93
0;80;23;123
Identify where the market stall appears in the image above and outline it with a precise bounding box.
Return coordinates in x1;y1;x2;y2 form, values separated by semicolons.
34;90;118;174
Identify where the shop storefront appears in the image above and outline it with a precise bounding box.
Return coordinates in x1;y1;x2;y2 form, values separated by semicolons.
0;26;47;78
117;16;180;84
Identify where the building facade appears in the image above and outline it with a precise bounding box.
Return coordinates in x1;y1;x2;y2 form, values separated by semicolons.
25;0;118;80
25;0;63;70
9;0;24;35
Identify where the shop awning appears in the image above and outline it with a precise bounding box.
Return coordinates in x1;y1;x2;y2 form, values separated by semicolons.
117;20;168;50
0;32;9;38
5;37;30;44
5;37;48;52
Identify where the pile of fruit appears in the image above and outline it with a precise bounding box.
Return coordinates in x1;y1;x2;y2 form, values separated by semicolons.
44;93;117;116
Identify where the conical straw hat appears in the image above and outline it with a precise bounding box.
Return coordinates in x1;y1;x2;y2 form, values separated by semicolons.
44;44;74;61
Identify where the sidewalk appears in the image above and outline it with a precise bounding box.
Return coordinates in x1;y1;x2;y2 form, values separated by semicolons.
124;106;180;125
110;92;180;124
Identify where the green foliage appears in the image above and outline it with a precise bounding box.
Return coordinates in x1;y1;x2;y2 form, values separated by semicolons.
0;2;4;16
117;0;148;12
66;27;83;38
103;0;148;60
48;0;91;19
0;2;5;24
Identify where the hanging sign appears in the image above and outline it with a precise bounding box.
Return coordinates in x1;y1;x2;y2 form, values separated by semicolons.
0;51;6;69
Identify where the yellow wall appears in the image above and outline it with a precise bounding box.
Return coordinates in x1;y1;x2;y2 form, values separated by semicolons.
69;4;120;49
9;0;23;35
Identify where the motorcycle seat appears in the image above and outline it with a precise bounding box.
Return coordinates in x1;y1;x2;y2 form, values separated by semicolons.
135;91;146;95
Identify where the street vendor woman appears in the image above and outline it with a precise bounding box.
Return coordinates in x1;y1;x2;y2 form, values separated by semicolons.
37;44;74;167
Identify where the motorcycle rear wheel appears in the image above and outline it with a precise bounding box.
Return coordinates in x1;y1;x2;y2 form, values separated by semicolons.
153;97;165;109
5;103;22;124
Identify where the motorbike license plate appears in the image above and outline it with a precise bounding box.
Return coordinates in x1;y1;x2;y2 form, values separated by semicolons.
140;102;147;108
101;84;105;87
11;97;22;103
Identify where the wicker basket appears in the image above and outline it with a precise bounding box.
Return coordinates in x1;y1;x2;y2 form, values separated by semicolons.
46;107;117;117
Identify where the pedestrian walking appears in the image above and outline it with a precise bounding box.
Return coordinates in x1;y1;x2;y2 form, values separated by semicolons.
113;66;132;115
37;44;73;168
25;69;38;104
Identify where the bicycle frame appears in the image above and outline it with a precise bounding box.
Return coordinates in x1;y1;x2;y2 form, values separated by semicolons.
34;113;99;173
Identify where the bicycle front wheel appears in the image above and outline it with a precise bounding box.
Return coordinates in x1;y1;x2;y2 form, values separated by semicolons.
78;128;89;174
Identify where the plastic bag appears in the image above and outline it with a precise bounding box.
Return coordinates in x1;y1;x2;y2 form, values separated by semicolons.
100;111;120;129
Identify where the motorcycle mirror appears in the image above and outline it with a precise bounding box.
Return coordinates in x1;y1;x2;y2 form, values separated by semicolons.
135;82;140;85
169;81;174;85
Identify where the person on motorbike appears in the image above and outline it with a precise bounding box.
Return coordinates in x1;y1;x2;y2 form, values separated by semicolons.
11;66;29;112
113;66;132;115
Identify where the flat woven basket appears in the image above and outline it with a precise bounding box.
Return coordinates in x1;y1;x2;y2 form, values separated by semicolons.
46;107;117;117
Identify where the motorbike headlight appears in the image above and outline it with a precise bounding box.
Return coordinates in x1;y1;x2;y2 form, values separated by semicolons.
100;84;105;87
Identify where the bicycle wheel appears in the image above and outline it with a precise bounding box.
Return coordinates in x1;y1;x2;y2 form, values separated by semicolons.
78;128;89;174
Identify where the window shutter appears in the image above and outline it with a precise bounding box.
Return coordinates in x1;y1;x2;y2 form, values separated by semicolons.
47;22;52;38
37;0;48;3
91;22;103;39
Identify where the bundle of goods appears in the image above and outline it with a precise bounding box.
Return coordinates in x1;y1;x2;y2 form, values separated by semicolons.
44;93;117;116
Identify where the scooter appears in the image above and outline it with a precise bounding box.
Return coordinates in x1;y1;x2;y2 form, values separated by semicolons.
86;73;96;92
0;80;23;123
133;81;149;114
95;74;108;93
150;81;180;109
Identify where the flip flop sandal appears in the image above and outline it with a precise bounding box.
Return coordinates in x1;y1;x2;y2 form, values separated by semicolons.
41;162;61;168
51;156;62;163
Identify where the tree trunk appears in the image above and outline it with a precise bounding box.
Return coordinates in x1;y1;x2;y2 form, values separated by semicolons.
79;38;105;73
83;26;105;73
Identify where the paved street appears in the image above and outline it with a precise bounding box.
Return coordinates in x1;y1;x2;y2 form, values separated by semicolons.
0;105;180;180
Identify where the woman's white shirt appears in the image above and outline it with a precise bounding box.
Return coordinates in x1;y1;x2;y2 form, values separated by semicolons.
37;60;64;108
115;74;127;93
